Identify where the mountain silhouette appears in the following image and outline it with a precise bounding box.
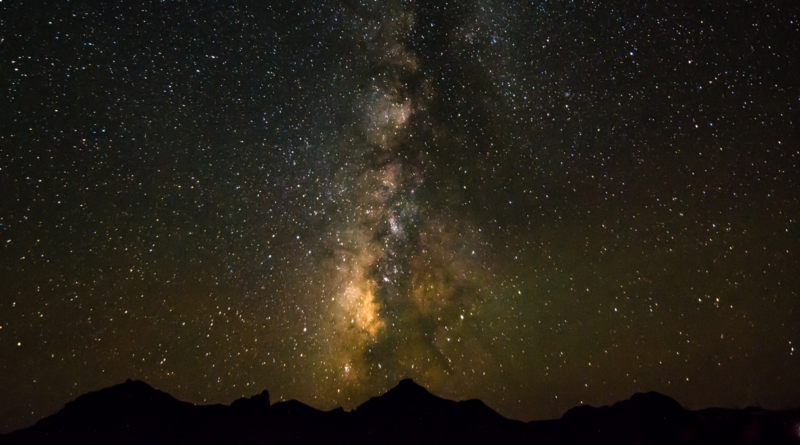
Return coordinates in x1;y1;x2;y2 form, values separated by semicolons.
0;379;227;445
1;379;799;444
353;379;526;443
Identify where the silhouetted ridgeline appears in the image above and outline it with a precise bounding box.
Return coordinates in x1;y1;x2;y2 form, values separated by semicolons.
1;379;799;444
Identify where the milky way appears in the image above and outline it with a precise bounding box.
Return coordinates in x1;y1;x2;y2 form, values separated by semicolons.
283;0;499;405
2;0;799;434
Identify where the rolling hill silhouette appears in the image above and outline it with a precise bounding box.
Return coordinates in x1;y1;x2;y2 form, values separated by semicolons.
1;378;798;444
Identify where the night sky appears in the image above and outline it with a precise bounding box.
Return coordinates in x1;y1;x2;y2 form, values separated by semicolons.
2;0;799;434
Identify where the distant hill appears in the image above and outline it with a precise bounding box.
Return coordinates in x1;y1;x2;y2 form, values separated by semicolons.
2;378;798;444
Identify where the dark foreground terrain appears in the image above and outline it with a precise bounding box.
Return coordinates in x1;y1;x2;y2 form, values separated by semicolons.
2;379;798;444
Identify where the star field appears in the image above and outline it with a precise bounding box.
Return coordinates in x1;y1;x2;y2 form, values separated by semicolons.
1;0;799;434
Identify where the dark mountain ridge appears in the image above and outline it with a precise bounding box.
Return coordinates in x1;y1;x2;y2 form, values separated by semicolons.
1;379;798;444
